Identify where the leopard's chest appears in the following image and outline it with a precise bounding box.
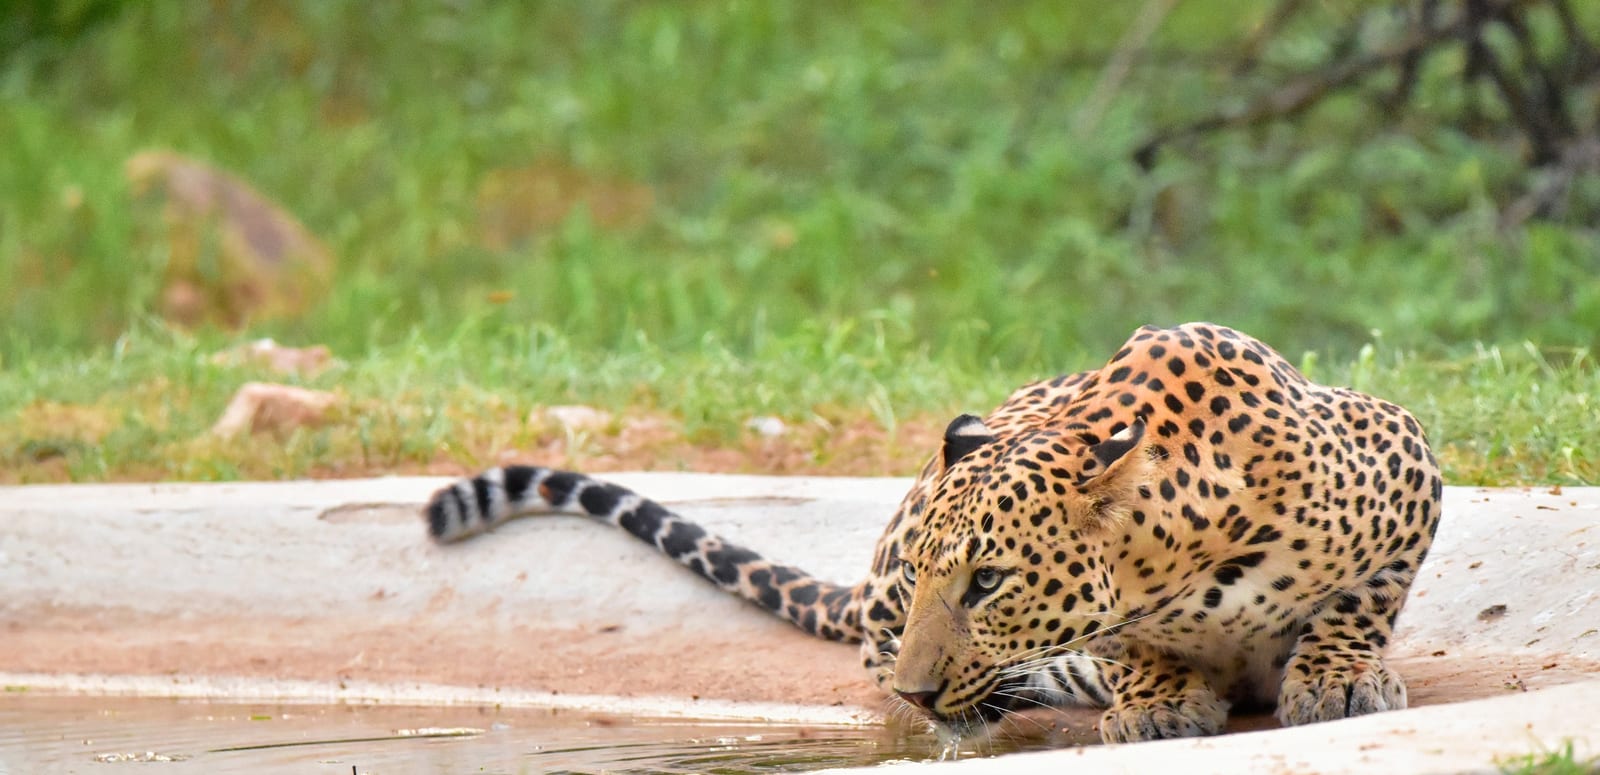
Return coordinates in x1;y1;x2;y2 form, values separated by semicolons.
1130;571;1307;706
1109;504;1332;704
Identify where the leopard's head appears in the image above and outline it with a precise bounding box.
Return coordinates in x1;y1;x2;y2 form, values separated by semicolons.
890;413;1151;733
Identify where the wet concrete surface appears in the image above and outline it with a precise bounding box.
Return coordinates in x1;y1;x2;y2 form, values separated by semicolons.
0;693;921;774
2;476;1598;773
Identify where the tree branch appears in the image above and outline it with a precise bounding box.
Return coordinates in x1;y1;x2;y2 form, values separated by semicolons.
1073;0;1180;137
1134;0;1521;169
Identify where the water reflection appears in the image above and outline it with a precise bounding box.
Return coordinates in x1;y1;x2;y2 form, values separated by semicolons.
0;693;1098;774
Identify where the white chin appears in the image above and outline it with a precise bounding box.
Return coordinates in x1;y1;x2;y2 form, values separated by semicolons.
931;713;998;747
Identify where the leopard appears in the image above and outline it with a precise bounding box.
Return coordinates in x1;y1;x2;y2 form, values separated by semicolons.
424;322;1443;745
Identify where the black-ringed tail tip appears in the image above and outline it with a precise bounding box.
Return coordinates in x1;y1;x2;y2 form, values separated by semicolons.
422;465;863;642
425;467;615;542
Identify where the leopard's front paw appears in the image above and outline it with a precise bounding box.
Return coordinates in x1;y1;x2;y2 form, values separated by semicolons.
1099;690;1228;744
1277;658;1407;727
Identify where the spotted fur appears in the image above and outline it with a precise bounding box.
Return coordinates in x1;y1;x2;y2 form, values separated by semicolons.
425;323;1442;744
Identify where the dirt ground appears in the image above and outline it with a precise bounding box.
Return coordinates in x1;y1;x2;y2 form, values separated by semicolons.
348;414;948;484
3;401;949;485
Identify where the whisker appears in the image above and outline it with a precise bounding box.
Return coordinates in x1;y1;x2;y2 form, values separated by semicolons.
998;651;1130;678
987;688;1060;712
998;649;1126;674
976;707;995;757
987;701;1051;735
995;610;1158;677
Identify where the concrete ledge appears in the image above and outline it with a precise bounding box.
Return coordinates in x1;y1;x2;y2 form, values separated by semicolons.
0;672;875;726
3;476;1599;769
0;474;904;712
824;680;1600;774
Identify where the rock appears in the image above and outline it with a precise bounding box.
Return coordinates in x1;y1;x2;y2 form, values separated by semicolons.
209;338;335;376
211;382;338;438
533;405;613;434
745;415;788;438
125;149;334;328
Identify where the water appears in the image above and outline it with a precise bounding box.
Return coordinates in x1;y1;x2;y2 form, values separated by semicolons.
0;694;1095;774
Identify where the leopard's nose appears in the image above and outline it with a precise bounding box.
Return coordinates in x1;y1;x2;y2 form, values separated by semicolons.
895;688;940;712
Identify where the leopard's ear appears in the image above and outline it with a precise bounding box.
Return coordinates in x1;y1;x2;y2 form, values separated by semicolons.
1089;419;1145;471
941;414;996;470
1074;419;1150;530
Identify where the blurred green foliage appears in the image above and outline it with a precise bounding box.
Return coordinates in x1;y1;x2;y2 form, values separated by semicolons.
0;0;120;61
3;0;1597;372
3;2;1600;485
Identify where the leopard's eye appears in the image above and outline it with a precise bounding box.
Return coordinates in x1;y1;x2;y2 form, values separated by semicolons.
972;567;1003;592
901;562;917;585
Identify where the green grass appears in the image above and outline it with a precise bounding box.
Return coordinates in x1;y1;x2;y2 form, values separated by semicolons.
2;2;1599;483
1500;742;1600;775
2;320;1598;485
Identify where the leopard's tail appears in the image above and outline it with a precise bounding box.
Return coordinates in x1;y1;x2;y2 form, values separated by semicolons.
425;466;864;643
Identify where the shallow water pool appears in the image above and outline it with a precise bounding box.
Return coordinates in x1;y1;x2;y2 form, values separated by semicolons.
0;694;1089;774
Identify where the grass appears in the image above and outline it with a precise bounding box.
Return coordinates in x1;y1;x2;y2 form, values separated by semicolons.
2;2;1599;483
2;320;1598;485
0;319;1012;483
1500;742;1600;775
